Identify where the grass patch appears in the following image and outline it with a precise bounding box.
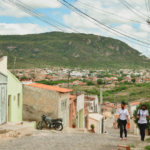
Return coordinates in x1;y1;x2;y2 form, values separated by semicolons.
145;145;150;150
146;138;150;142
128;144;135;148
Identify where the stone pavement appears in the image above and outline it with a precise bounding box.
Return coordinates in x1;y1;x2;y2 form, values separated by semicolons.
0;118;146;150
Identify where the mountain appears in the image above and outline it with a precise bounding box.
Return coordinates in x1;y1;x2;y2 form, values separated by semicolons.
0;32;148;69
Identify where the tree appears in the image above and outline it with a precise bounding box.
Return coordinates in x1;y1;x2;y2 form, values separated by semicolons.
97;79;103;85
87;81;94;86
118;77;123;82
132;78;136;83
83;79;86;83
133;102;150;129
97;74;103;78
21;76;27;79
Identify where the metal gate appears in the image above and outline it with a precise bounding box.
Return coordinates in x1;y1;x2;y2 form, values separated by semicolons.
0;84;7;125
61;99;67;127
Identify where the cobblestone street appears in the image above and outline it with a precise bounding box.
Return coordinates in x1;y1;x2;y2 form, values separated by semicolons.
0;118;145;150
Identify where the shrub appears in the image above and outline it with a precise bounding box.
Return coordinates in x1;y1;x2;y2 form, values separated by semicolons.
90;124;95;129
145;145;150;150
133;102;150;129
87;81;94;86
21;76;27;79
97;79;103;85
130;92;137;96
132;78;136;83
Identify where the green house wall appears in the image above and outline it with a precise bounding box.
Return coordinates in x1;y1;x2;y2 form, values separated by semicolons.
7;70;23;122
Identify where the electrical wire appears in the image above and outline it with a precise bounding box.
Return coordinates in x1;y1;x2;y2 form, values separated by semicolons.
69;0;150;40
57;0;150;47
3;0;79;33
70;0;149;26
119;0;147;21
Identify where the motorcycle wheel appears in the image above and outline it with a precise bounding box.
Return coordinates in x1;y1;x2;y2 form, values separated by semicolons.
37;121;44;130
54;123;63;131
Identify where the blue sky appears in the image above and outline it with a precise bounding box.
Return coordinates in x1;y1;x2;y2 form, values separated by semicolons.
0;0;150;56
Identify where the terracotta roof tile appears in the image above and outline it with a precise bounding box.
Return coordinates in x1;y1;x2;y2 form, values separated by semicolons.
28;83;73;93
130;102;140;106
70;95;76;99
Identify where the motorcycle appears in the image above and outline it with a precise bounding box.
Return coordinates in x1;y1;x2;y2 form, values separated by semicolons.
37;115;64;131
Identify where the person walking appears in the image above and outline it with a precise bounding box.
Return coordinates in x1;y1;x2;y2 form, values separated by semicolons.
119;101;129;141
137;104;150;141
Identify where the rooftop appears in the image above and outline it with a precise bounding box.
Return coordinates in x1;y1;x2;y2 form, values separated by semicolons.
27;83;73;93
70;95;76;99
89;113;103;121
130;101;140;106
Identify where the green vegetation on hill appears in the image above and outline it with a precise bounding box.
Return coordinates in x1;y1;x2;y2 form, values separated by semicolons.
72;82;150;103
0;32;149;69
36;79;77;85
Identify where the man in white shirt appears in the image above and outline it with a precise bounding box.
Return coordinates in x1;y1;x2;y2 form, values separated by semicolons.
119;102;129;141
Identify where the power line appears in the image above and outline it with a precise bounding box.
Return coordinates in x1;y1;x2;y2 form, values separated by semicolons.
119;0;147;21
58;0;150;47
3;0;79;33
69;0;150;41
70;0;149;26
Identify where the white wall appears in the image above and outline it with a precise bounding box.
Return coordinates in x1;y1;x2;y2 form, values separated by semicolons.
130;105;139;118
0;56;7;75
58;92;70;127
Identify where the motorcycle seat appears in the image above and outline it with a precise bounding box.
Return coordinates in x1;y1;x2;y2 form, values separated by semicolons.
52;118;62;122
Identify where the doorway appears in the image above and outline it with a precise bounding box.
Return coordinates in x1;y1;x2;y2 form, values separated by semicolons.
0;84;7;125
61;99;67;127
8;95;11;122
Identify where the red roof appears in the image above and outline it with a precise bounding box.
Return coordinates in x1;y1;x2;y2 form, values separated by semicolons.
130;102;140;106
28;83;73;93
70;95;76;99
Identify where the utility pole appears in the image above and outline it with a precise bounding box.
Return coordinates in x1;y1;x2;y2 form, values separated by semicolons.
68;71;70;89
114;95;116;113
100;88;103;114
13;57;16;75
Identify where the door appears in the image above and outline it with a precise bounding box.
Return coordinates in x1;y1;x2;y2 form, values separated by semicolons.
98;120;102;134
79;109;83;128
0;84;7;125
61;99;67;127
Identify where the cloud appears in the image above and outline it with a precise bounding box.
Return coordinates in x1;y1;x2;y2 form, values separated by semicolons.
20;0;62;9
0;23;49;35
0;0;62;18
62;0;149;55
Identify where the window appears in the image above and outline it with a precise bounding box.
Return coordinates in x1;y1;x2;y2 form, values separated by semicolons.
18;94;20;108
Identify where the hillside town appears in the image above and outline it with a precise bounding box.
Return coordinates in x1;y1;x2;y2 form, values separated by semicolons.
1;0;150;149
11;64;150;85
1;56;150;150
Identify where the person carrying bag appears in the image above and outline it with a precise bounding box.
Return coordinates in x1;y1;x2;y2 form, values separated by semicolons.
137;104;150;141
119;101;129;141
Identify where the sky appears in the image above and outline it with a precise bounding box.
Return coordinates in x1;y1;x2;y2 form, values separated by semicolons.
0;0;150;56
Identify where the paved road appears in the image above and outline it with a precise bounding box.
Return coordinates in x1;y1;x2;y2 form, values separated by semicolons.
0;118;143;150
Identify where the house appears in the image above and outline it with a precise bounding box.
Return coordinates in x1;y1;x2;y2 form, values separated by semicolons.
23;83;73;127
84;95;99;113
7;70;23;122
76;94;84;128
0;56;7;125
128;101;141;135
0;56;23;124
88;113;104;134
